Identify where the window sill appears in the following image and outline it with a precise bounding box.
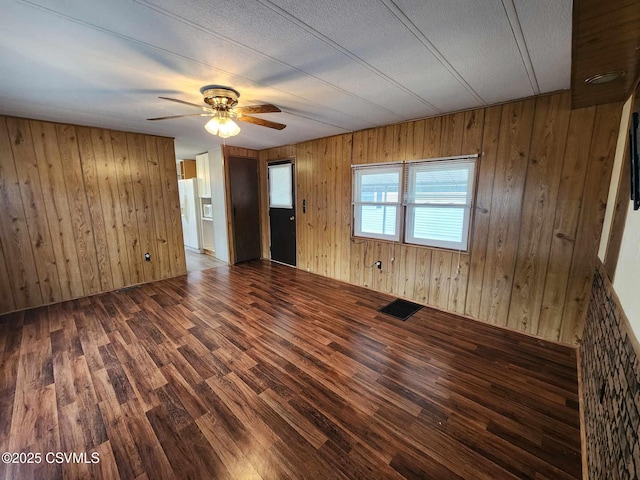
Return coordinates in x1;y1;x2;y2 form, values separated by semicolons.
351;236;470;255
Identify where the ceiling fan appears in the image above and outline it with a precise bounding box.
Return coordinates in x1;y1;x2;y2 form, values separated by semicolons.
147;85;286;138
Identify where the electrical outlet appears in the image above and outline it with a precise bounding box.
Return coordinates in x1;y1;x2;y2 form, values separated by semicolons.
375;260;382;269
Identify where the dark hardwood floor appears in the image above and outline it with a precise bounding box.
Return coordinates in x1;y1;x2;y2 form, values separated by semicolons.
185;250;227;273
0;261;582;479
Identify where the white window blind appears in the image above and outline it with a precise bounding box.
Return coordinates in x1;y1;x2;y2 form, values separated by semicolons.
352;164;402;241
404;157;476;250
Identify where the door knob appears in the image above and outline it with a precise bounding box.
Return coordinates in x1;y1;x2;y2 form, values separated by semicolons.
289;216;295;221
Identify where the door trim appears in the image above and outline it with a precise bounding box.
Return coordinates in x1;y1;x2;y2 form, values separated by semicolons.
222;146;261;265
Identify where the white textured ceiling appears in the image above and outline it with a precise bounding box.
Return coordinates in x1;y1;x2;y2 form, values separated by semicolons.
0;0;571;158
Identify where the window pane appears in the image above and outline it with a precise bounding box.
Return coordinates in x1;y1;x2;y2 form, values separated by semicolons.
411;206;464;243
412;167;470;204
269;164;293;208
360;205;397;236
359;171;399;203
405;160;475;206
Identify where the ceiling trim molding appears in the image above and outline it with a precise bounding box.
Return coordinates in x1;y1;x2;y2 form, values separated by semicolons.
501;0;540;96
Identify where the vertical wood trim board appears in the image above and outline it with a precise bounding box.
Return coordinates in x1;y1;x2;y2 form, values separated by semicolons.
0;115;187;315
258;92;622;344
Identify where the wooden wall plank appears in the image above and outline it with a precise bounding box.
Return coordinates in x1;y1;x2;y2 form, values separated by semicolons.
560;103;622;343
145;136;171;280
465;105;502;318
77;126;114;292
56;123;102;295
330;136;340;280
396;245;417;299
157;137;186;278
412;248;431;304
111;131;143;285
339;134;353;282
439;111;465;156
310;139;322;274
448;253;469;314
351;130;366;165
349;132;365;285
29;121;84;300
296;141;313;272
126;133;158;283
507;93;571;334
319;138;329;277
479;99;536;326
448;109;485;313
370;241;387;293
257;151;269;259
429;250;452;310
349;239;366;288
0;115;31;310
90;128;130;288
0;239;15;312
6;117;61;304
537;107;597;340
396;122;409;161
422;117;443;159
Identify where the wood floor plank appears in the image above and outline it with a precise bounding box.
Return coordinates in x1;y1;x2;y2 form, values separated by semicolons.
0;260;582;479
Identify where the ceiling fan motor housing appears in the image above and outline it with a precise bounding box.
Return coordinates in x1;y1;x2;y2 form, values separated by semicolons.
200;85;240;110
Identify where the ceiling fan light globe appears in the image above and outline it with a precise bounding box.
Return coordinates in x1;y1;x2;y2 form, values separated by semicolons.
204;117;220;135
217;118;241;138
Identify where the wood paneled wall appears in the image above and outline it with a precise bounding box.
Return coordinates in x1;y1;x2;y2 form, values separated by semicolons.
259;92;622;344
0;115;186;315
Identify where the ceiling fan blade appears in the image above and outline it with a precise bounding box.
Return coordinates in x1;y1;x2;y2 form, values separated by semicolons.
237;115;286;130
158;96;212;112
235;104;281;115
147;113;214;121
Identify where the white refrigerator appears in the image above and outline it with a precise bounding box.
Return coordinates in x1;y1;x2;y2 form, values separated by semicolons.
177;178;202;252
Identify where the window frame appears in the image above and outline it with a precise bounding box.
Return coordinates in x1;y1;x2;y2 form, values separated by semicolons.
352;163;403;242
268;163;294;209
351;155;478;252
403;158;476;251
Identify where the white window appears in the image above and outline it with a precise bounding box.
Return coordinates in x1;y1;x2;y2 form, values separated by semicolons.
268;163;293;208
352;156;477;251
353;164;402;241
404;158;476;250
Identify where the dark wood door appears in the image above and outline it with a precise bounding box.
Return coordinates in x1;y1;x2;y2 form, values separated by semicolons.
228;156;261;263
268;161;296;266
